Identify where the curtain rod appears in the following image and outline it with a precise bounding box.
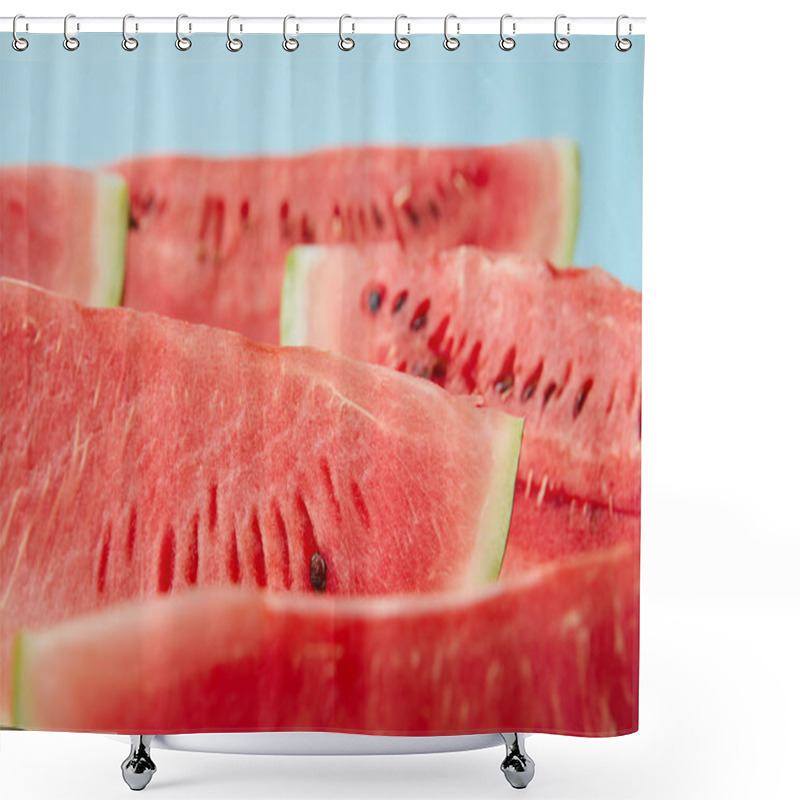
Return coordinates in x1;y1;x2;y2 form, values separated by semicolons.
1;16;645;36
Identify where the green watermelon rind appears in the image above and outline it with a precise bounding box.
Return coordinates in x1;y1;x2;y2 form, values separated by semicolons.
90;174;128;308
553;139;581;267
11;630;30;728
281;246;315;346
468;413;524;585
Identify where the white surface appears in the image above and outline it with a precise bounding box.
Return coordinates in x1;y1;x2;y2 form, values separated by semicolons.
2;0;799;798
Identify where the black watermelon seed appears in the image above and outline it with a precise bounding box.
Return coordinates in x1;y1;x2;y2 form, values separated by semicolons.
494;375;514;394
521;363;544;402
542;382;557;407
573;379;594;419
410;299;431;331
392;291;409;314
493;348;517;396
128;212;139;230
310;552;327;593
431;358;448;384
368;289;383;313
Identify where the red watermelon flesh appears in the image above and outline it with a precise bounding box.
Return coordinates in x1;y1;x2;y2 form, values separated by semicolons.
0;278;522;723
282;244;642;516
500;496;640;580
0;165;127;306
113;141;579;344
13;542;638;736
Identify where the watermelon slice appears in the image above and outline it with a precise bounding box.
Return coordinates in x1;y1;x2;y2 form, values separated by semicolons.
500;496;640;579
12;542;638;736
0;165;127;306
282;244;642;515
113;141;579;344
0;278;522;723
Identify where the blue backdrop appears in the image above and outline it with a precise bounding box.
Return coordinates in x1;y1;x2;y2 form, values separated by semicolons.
1;33;644;288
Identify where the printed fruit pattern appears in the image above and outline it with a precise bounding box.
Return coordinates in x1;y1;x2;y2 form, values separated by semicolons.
281;244;641;574
0;278;520;722
0;141;639;736
14;543;638;736
0;165;127;306
112;142;579;344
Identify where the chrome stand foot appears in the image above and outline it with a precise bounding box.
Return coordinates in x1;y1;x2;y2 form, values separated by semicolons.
500;733;535;789
121;735;156;791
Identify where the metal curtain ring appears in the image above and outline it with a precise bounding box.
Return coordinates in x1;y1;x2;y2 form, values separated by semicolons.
394;14;410;51
616;14;632;51
176;14;192;51
12;14;28;51
499;14;515;51
63;13;79;51
283;15;299;51
443;14;460;51
227;15;243;51
122;14;138;51
554;14;570;51
339;15;354;51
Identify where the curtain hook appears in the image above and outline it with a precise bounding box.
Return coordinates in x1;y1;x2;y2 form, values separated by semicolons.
394;14;410;51
63;13;80;51
616;15;632;51
500;14;516;51
227;15;243;51
283;15;299;51
443;14;460;51
554;14;570;51
122;14;138;51
339;14;355;51
175;14;192;51
12;14;29;51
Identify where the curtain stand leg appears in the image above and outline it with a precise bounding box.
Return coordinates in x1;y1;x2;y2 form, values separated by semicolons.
500;733;535;789
121;735;156;791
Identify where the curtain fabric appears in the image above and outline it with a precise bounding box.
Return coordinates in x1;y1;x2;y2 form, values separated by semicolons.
0;31;644;736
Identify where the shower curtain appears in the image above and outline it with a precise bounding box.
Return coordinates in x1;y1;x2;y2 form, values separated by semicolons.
0;26;643;737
